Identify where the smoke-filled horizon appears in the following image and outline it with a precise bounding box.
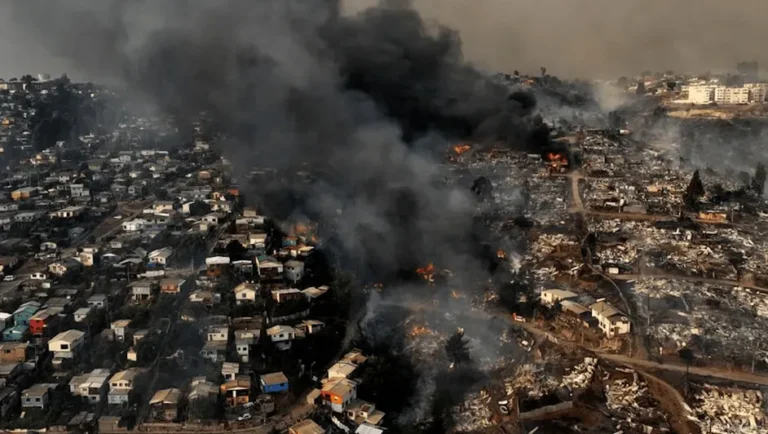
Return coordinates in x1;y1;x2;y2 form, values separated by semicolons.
1;0;768;80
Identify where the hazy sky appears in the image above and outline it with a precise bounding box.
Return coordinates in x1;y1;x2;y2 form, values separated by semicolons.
1;0;767;80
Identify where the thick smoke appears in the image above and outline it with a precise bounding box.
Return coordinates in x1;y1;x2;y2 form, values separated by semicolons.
12;0;545;277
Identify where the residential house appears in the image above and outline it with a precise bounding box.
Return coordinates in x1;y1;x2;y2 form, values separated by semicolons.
271;288;304;303
289;419;326;434
321;378;358;413
0;257;19;275
0;313;11;331
44;297;71;312
122;219;147;232
247;232;267;251
221;377;251;407
236;338;253;363
160;278;186;294
11;187;36;201
78;250;97;267
0;387;18;419
328;361;358;380
70;184;89;198
22;383;52;409
256;256;283;279
2;325;28;342
267;325;296;351
296;320;325;336
221;362;239;381
74;307;92;323
591;301;631;338
341;349;368;365
29;308;59;337
48;329;86;361
0;362;22;382
205;256;230;277
284;260;305;283
108;368;147;406
345;401;386;426
232;260;255;276
200;341;227;363
131;280;156;302
234;326;261;345
207;326;229;342
87;294;108;309
149;388;182;422
303;286;330;301
69;369;110;403
188;290;217;305
111;320;131;342
0;342;28;363
153;201;175;213
13;301;41;326
133;329;149;345
48;258;83;277
14;211;43;224
188;377;218;402
202;213;224;225
234;282;258;304
260;372;289;394
540;289;578;307
148;247;173;268
50;206;85;219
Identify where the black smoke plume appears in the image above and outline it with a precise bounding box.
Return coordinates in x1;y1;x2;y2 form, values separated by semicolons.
12;0;545;277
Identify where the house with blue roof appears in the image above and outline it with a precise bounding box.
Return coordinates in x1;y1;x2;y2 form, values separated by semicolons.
3;325;28;341
13;302;41;326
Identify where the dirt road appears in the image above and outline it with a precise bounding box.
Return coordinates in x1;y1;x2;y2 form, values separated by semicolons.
599;353;768;386
611;271;768;295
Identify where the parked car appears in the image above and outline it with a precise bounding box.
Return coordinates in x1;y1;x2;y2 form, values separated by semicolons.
237;413;251;421
3;275;14;282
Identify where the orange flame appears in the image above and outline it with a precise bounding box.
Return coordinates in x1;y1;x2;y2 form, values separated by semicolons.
497;249;506;259
416;263;436;282
410;326;434;337
451;290;463;299
453;144;472;155
546;152;568;165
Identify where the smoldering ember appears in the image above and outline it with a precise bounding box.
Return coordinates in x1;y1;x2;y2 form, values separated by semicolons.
0;2;766;434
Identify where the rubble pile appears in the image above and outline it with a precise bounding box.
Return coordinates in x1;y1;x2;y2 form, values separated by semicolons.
589;219;739;276
451;390;493;433
526;177;569;225
605;373;667;432
504;363;559;399
634;279;768;354
581;135;621;152
693;385;765;434
559;357;597;391
528;234;578;261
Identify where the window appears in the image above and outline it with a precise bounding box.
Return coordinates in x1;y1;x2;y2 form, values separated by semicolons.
35;397;41;402
60;344;69;350
279;334;284;339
